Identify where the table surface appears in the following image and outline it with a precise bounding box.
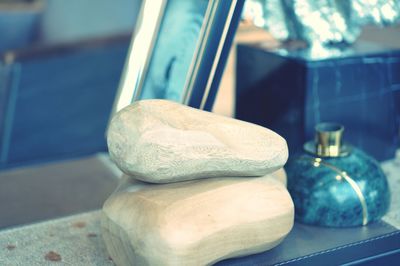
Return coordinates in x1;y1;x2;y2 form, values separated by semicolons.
0;154;399;265
0;154;120;229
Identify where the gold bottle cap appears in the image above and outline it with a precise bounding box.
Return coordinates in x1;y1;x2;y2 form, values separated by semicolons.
304;122;351;157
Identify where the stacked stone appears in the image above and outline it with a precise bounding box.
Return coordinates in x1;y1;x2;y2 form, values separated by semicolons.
102;99;294;266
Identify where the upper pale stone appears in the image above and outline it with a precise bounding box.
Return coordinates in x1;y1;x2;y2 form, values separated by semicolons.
107;99;288;183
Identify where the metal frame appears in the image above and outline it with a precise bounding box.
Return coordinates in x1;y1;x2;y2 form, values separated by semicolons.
112;0;167;113
111;0;244;114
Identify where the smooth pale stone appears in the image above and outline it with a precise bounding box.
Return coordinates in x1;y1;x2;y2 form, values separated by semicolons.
101;174;294;266
272;168;287;186
107;99;288;183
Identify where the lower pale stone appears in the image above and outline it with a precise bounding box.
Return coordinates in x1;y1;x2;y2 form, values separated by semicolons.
102;174;294;266
271;168;287;186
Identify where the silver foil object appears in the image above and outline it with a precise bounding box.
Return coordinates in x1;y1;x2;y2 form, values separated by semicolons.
243;0;400;47
352;0;400;26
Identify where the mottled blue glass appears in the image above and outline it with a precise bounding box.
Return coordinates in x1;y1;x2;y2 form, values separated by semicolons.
287;147;390;227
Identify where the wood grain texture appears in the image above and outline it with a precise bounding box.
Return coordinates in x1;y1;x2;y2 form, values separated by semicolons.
107;100;288;183
101;174;294;266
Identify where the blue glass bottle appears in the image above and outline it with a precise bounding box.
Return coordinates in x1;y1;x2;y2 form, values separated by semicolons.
287;123;390;227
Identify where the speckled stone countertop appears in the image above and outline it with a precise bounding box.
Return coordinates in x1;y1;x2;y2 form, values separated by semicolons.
0;211;112;266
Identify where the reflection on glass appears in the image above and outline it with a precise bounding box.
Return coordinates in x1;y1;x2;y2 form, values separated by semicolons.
140;0;208;101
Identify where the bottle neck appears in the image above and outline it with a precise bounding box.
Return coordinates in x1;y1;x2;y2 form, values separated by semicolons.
303;122;351;158
315;123;343;157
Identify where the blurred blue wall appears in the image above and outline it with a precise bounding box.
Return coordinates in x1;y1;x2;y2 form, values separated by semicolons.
0;0;141;169
41;0;140;43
